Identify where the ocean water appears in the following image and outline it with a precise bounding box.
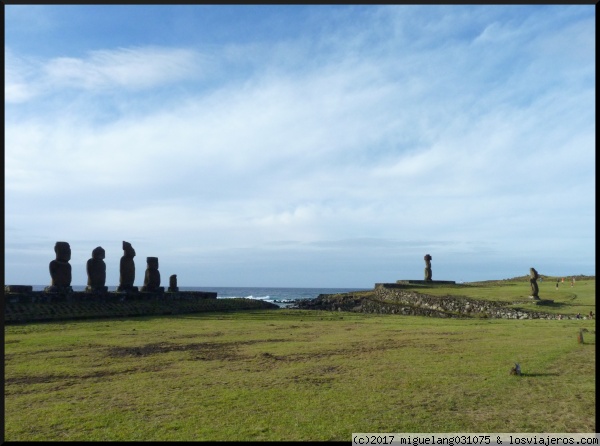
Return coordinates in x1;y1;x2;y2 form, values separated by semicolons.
185;286;370;307
29;285;369;308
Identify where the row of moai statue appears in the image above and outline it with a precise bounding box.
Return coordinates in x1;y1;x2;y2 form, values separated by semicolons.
45;241;179;293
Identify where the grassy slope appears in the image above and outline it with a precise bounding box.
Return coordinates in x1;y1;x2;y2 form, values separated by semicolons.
4;278;596;440
439;276;595;316
352;276;595;317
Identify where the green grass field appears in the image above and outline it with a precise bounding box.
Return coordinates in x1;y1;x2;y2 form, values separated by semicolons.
417;276;595;315
4;277;596;440
375;276;596;318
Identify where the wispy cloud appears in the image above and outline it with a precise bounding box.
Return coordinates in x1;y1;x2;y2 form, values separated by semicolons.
44;47;203;90
6;46;207;104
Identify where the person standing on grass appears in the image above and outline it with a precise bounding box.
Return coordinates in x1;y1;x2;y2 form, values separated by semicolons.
571;277;575;287
556;279;559;290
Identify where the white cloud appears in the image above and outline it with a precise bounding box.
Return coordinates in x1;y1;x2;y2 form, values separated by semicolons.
43;46;204;90
5;50;41;103
5;46;208;105
4;6;595;286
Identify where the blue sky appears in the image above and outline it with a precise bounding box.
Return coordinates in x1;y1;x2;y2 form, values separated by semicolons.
4;5;595;288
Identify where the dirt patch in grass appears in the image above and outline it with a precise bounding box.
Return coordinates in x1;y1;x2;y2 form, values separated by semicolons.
290;374;336;386
172;331;225;339
290;365;343;387
5;364;170;396
5;368;139;395
5;369;134;386
30;346;79;354
253;338;440;366
313;365;342;374
259;352;282;360
105;339;290;360
9;337;459;392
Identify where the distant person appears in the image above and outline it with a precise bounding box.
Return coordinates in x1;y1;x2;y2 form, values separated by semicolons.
556;279;559;290
576;313;581;319
562;277;564;283
589;311;594;320
571;277;575;287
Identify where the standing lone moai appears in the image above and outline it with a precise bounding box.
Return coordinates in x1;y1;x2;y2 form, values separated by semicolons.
168;274;179;292
86;246;107;293
45;241;73;293
424;254;432;282
529;267;540;299
117;241;138;292
141;257;162;292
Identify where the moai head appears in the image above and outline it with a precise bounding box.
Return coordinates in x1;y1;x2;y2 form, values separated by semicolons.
147;257;159;269
123;241;136;258
55;241;71;262
92;246;105;260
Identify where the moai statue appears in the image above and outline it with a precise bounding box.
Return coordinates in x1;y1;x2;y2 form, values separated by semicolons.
168;274;179;292
424;254;432;282
141;257;162;292
86;246;107;293
117;241;138;292
45;241;73;293
529;267;540;299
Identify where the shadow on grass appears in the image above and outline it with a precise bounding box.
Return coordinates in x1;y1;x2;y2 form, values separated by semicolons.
532;301;568;308
520;372;560;377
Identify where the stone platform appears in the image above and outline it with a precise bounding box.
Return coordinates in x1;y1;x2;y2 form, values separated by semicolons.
4;286;279;323
296;285;563;320
375;280;456;289
3;288;217;304
397;280;456;285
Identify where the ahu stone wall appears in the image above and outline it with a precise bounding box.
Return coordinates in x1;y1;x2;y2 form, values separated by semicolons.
372;285;557;319
296;284;564;320
3;288;278;323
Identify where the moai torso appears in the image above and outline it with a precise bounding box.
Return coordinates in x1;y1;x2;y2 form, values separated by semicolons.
168;274;179;292
142;257;161;291
118;241;137;291
49;241;72;288
86;246;107;291
529;267;539;298
424;254;432;282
